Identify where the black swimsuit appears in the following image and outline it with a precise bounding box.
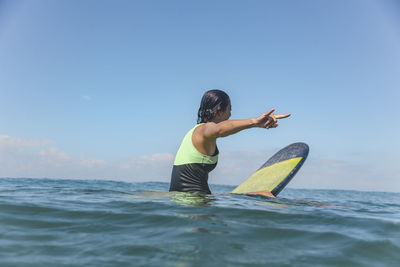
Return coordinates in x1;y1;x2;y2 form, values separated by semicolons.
169;124;218;194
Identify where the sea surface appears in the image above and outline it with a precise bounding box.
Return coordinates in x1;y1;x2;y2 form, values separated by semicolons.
0;178;399;267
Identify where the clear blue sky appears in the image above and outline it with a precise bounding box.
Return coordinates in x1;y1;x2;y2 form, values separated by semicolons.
1;0;399;192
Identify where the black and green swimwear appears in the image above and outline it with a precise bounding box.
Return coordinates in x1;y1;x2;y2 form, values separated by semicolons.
169;124;218;194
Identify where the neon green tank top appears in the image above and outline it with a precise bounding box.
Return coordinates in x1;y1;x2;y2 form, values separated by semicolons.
174;124;219;166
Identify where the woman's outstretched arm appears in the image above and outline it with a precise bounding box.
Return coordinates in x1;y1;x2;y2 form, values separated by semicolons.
193;109;290;156
201;109;291;138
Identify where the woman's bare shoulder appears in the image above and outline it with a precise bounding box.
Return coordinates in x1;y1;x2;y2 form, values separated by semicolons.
194;122;219;139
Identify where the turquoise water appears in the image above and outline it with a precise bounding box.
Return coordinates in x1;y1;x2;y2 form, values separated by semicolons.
0;178;399;266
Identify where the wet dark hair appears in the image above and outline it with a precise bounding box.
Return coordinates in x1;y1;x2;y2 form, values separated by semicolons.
197;89;230;123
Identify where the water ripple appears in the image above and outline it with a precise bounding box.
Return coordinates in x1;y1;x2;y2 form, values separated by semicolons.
0;178;399;266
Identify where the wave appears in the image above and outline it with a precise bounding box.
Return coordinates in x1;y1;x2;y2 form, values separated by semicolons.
0;178;399;266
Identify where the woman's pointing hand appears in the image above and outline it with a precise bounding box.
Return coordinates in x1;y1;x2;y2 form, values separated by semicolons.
253;109;291;129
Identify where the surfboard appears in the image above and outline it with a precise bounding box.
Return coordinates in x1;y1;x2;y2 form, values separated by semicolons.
231;142;309;197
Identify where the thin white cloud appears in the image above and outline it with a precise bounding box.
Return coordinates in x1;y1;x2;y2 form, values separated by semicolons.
212;150;400;193
79;158;107;168
0;134;174;182
0;135;52;147
81;95;91;101
291;157;400;193
40;147;70;160
0;134;398;192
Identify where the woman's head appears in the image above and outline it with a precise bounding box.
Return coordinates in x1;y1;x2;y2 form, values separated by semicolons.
197;89;231;123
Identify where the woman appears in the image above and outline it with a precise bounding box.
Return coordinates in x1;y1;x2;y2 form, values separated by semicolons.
169;89;290;196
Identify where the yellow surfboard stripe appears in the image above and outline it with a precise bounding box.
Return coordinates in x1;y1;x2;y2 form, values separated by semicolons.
231;157;302;194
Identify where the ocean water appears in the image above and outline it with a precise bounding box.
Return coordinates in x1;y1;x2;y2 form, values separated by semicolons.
0;178;399;267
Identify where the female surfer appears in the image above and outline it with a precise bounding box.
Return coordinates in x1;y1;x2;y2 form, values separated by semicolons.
169;89;290;197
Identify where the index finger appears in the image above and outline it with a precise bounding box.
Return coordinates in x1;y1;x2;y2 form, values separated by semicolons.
263;109;275;117
275;113;291;119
